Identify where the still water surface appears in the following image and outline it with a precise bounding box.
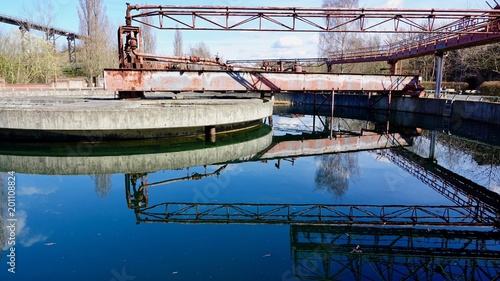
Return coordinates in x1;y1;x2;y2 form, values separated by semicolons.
1;107;499;280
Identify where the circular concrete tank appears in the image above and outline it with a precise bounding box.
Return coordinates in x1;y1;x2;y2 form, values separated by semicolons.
0;97;273;141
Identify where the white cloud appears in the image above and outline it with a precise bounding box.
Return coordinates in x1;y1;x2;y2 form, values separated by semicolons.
18;186;57;196
21;234;48;247
272;36;304;48
3;210;49;249
384;0;405;8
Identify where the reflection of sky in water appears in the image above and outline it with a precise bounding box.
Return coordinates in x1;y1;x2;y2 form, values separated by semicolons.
1;151;457;280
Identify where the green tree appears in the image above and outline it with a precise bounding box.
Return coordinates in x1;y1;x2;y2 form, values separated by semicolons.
0;31;60;84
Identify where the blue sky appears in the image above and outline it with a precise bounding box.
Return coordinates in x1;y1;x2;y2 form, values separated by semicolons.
1;0;491;61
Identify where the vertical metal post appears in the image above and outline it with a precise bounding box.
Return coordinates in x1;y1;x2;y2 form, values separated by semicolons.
388;60;397;75
429;130;437;160
435;52;444;99
330;89;334;139
67;34;77;65
313;92;317;134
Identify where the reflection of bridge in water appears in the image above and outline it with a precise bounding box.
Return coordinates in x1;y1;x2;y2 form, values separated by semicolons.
109;117;498;280
127;127;500;228
291;225;500;280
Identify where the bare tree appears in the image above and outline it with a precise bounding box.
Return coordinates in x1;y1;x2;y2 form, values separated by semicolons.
319;0;361;73
173;28;183;56
91;174;112;199
188;42;212;58
21;0;55;40
314;153;360;198
78;0;115;84
141;11;156;54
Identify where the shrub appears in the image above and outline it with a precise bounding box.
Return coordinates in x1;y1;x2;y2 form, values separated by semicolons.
479;81;500;96
420;81;469;92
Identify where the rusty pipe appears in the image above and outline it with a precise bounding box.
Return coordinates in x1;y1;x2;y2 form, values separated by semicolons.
130;50;228;67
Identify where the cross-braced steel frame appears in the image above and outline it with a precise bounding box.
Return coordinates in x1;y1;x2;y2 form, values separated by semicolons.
292;225;500;281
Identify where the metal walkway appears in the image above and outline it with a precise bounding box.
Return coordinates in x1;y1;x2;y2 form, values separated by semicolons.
137;202;495;227
292;225;500;281
0;13;83;64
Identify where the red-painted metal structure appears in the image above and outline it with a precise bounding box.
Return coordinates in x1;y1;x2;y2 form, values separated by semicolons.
104;3;500;98
124;4;499;34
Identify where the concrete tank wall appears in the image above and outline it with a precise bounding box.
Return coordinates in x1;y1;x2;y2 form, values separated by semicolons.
275;92;500;125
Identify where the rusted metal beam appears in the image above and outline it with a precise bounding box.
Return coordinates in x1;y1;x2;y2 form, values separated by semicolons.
138;202;494;227
103;69;419;93
327;24;500;64
124;4;500;34
0;13;84;39
259;132;410;159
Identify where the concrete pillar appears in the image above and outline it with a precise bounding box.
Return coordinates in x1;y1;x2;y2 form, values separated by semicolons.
205;125;216;143
435;52;445;99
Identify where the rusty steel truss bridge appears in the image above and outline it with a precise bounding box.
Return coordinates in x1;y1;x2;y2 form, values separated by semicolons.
0;14;83;65
104;3;500;99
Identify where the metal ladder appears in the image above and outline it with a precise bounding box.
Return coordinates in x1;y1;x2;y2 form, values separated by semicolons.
443;99;453;117
442;99;454;134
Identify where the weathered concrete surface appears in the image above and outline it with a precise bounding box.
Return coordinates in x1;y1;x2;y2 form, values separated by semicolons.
452;100;499;125
0;96;273;140
1;89;114;98
0;127;273;175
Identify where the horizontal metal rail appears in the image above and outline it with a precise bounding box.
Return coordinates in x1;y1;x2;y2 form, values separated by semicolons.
291;225;500;258
138;202;497;227
125;4;500;34
294;250;500;281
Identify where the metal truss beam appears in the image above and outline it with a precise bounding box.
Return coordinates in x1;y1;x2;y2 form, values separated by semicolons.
125;4;500;34
294;249;500;281
0;13;83;39
292;226;500;280
327;26;500;65
136;202;494;227
381;148;500;224
292;225;500;258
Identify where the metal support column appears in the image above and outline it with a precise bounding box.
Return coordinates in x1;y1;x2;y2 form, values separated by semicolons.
429;131;437;160
435;52;445;98
388;60;398;75
67;34;77;65
330;90;335;139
